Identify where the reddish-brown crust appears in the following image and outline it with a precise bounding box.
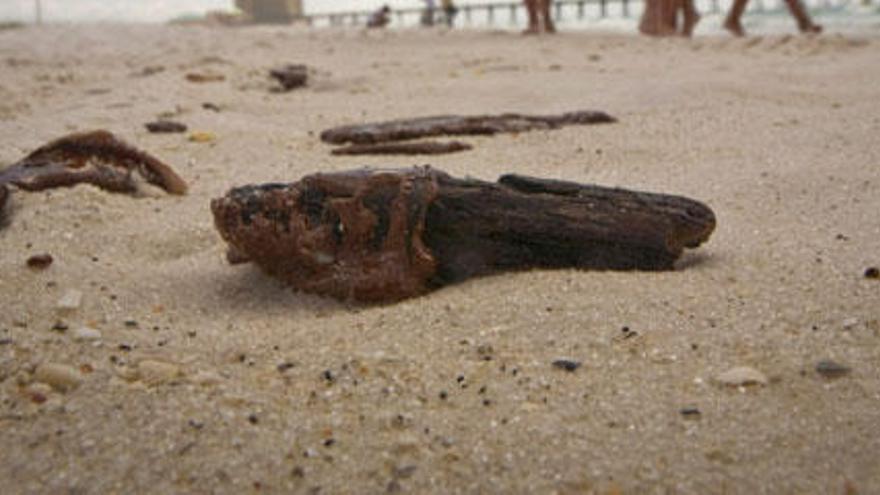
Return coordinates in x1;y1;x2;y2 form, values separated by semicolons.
0;130;187;195
211;167;439;302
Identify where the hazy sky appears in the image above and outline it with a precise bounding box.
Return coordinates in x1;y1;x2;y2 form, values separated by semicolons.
0;1;491;23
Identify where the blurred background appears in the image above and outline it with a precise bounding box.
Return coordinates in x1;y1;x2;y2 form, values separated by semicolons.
0;0;876;33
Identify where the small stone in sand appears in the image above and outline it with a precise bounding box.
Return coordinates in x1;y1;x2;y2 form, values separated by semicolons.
56;290;83;311
815;360;851;379
189;131;216;143
137;359;182;386
552;359;582;372
277;362;296;373
25;383;53;403
72;326;102;342
185;72;225;83
864;267;879;279
26;253;53;269
842;318;859;330
715;366;768;387
680;407;702;418
34;363;83;391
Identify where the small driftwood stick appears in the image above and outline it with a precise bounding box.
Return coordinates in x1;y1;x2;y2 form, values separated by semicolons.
331;140;473;156
0;130;187;195
320;111;616;145
145;120;188;134
211;167;715;302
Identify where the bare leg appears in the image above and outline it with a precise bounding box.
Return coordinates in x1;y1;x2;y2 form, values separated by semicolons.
723;0;749;36
639;0;661;35
523;0;539;34
783;0;822;33
681;0;701;36
662;0;679;34
541;0;556;33
639;0;676;36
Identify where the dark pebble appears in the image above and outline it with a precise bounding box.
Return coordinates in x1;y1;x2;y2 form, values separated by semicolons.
247;414;259;425
552;359;582;372
277;362;296;373
145;120;188;134
51;321;69;332
322;370;335;383
269;64;308;91
202;102;221;112
438;390;448;400
0;338;13;346
864;267;879;279
815;360;851;379
323;438;335;447
26;254;53;270
680;407;702;418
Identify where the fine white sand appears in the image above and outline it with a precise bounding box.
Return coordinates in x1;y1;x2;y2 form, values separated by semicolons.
1;23;878;494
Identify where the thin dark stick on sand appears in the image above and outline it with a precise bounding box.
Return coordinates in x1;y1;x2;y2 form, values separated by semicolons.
330;140;473;156
211;167;715;302
145;120;188;134
0;130;187;195
0;184;8;223
319;111;616;145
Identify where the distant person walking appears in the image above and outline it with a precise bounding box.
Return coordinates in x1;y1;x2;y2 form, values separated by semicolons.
441;0;458;27
367;5;391;28
421;0;436;26
723;0;822;36
524;0;556;34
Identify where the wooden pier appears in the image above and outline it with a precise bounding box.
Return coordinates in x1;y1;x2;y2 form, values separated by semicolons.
299;0;841;28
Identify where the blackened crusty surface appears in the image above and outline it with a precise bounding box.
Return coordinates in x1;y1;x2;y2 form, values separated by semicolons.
330;140;473;156
212;167;715;302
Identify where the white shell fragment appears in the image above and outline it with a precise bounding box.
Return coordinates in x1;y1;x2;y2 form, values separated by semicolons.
715;366;768;387
56;290;83;311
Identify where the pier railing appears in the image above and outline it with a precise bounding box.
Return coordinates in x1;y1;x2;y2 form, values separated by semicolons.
301;0;844;28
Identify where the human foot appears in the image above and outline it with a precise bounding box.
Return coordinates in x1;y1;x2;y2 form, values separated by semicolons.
799;22;822;34
723;17;745;37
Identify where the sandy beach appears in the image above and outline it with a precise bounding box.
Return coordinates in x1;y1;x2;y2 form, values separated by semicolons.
1;23;878;494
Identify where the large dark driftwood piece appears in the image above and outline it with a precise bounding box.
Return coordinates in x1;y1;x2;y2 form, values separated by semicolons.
0;130;187;195
211;167;715;303
320;111;616;145
331;140;473;156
